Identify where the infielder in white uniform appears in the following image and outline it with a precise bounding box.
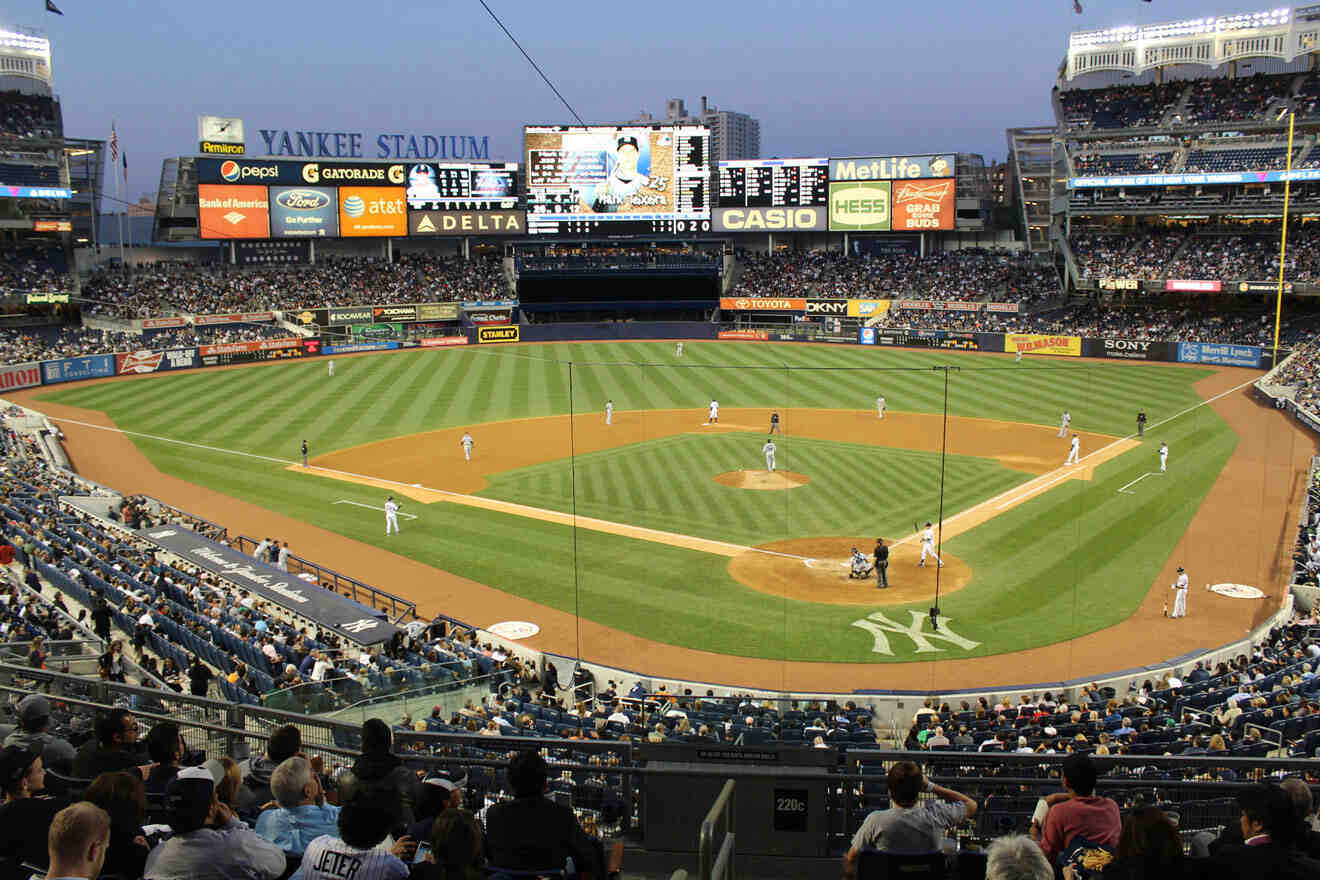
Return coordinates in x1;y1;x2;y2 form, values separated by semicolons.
762;439;777;472
1169;566;1188;618
1058;410;1071;438
919;522;943;567
328;359;335;377
460;432;474;462
1159;442;1168;472
384;496;401;535
1066;434;1080;465
676;342;684;356
605;399;614;425
876;396;886;419
708;399;719;424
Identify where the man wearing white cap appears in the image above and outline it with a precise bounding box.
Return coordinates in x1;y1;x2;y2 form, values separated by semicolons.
1169;566;1189;619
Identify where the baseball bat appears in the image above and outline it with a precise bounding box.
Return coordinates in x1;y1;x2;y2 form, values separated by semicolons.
913;521;920;535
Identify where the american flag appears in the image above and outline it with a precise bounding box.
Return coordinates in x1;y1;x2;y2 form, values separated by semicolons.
1074;0;1083;12
109;124;118;163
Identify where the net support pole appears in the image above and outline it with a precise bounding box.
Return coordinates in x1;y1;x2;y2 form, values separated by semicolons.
1274;110;1295;366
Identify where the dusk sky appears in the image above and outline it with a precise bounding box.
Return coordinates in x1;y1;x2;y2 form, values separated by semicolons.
13;0;1266;205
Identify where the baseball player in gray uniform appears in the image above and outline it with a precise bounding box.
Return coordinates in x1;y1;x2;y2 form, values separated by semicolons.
762;439;777;472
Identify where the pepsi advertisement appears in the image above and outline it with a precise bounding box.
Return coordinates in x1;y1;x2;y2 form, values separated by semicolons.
196;158;406;187
269;186;339;238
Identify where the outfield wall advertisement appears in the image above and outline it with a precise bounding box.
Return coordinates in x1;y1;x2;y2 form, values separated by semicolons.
1005;334;1082;357
41;355;116;384
116;349;200;375
0;362;40;391
1177;342;1262;368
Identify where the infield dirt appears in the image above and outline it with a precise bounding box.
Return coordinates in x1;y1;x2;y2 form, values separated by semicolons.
14;362;1313;691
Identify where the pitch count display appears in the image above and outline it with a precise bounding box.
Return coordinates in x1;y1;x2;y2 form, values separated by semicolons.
404;162;518;210
718;158;828;207
524;124;711;235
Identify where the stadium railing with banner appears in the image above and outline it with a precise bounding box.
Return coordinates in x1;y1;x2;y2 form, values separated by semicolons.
3;662;1317;863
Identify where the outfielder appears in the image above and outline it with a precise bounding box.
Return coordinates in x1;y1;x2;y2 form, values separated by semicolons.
1168;566;1188;618
708;399;719;424
1066;434;1080;465
919;522;943;568
460;432;474;462
328;359;335;378
385;496;401;535
1058;410;1071;437
876;396;886;419
605;399;614;425
1016;348;1023;364
1159;442;1168;473
762;439;777;472
676;342;684;356
768;411;781;434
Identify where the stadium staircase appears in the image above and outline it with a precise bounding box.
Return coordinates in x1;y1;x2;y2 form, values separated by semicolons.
1161;84;1194;127
1159;234;1199;279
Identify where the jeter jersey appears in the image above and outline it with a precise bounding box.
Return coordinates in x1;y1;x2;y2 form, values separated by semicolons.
295;835;408;880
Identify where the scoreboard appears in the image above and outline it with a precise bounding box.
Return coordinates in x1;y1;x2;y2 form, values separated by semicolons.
524;124;711;235
718;158;829;207
404;162;518;210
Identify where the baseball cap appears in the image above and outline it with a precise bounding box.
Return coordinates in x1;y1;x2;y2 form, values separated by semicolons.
617;135;640;151
423;769;467;793
166;765;217;832
16;694;50;724
0;746;39;793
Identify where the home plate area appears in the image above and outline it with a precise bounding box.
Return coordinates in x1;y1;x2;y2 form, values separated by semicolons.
727;537;974;606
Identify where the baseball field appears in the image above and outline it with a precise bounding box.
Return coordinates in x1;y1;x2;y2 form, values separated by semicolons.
19;340;1315;691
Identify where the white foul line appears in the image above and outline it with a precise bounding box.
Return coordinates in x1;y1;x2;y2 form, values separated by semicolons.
334;499;417;519
1117;472;1159;494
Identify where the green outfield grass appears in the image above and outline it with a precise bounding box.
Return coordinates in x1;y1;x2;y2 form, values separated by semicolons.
35;342;1238;663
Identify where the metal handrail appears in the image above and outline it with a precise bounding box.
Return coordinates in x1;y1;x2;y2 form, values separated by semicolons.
699;779;735;880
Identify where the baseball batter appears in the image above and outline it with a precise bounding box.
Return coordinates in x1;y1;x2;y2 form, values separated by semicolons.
460;432;474;462
1169;566;1189;618
384;496;401;535
708;399;720;424
919;522;943;568
1058;410;1071;438
1159;442;1168;473
1066;434;1080;465
605;399;614;425
876;396;886;419
762;439;777;472
676;342;684;356
328;359;335;377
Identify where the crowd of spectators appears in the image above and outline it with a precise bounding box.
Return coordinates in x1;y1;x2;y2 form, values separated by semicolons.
0;244;70;292
0;91;60;140
1069;228;1320;283
1071;150;1174;177
1180;73;1292;125
82;255;508;319
1070;230;1187;280
1058;82;1184;130
0;326;139;366
732;250;1059;303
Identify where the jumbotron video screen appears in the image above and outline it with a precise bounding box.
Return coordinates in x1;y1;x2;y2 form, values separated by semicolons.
524;124;710;235
404;162;519;210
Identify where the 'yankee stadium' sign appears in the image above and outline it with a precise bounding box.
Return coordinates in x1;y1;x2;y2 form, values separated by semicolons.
256;129;491;160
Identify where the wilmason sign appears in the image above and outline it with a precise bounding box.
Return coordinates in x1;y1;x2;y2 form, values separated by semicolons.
135;526;397;645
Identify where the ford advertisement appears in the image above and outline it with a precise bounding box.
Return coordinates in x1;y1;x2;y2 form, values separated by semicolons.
269;186;339;238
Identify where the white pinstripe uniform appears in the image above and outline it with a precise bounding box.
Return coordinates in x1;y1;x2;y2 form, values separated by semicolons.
1170;570;1189;618
919;525;942;567
1159;442;1168;472
1058;410;1070;437
876;396;886;419
384;498;401;535
762;440;777;472
460;432;474;461
605;400;614;425
1066;435;1080;465
299;834;410;880
708;400;719;423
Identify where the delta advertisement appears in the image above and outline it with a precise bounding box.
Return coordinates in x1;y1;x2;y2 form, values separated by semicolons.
41;354;116;384
338;187;406;237
408;210;525;235
1005;334;1082;357
269;186;339;238
198;185;270;239
1177;342;1263;368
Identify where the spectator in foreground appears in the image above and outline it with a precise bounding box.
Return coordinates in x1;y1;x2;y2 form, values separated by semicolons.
1031;752;1121;864
73;709;144;778
411;808;485;880
3;693;75;773
237;723;302;819
0;745;65;869
404;770;466;843
144;765;286;880
842;760;978;878
987;834;1053;880
45;802;111;880
293;790;413;880
336;718;421;833
255;757;340;856
1206;783;1320;880
484;750;605;878
144;721;185;795
1077;806;1182;880
84;770;151;880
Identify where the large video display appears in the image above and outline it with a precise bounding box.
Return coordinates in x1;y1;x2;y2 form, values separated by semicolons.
524;124;710;235
404;162;519;210
718;158;829;208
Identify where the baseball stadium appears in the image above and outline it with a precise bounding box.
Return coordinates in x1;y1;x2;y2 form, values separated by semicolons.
3;5;1320;879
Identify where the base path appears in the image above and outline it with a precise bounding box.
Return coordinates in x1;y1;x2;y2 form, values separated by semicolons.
12;363;1312;692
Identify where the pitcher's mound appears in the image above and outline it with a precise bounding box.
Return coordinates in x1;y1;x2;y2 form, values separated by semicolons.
714;470;809;491
729;537;972;606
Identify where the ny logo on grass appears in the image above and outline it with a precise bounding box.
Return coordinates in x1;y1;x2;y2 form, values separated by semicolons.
850;610;980;656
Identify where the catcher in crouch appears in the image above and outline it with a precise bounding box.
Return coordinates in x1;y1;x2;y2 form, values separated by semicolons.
849;547;875;579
